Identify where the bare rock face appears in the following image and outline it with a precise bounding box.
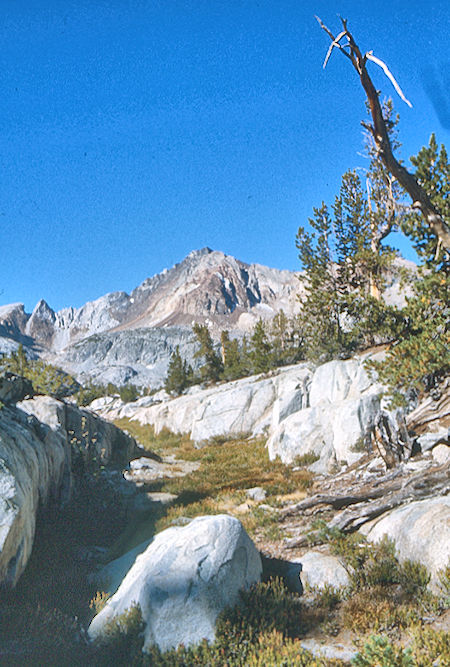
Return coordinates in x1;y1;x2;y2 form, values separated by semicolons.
88;514;262;652
95;358;381;474
0;303;29;342
99;363;312;446
361;496;450;591
18;395;139;468
267;358;381;473
0;376;140;589
0;372;34;404
0;403;69;587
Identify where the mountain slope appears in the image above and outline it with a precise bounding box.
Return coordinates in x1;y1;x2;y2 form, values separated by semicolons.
0;249;302;386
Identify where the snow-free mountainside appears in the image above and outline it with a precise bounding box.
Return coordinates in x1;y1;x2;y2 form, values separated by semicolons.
0;239;449;665
1;130;449;663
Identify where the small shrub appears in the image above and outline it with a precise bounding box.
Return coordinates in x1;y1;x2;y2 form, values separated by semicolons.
409;625;450;665
89;591;111;616
350;436;369;453
398;559;431;599
293;452;320;467
119;383;139;403
436;560;450;606
94;604;144;664
352;635;414;667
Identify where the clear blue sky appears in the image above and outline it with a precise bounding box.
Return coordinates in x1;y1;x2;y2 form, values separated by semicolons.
2;0;449;312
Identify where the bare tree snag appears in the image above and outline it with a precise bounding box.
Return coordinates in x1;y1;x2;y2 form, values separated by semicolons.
316;16;450;252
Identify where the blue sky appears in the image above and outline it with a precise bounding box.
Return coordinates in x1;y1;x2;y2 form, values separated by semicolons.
2;0;449;312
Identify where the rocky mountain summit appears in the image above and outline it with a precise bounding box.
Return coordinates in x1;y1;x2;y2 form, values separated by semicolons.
0;249;413;389
0;249;301;386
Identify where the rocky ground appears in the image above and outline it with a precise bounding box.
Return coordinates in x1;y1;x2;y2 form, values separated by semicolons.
1;360;449;664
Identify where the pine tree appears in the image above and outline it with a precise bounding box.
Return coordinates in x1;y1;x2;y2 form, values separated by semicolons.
221;331;244;381
249;319;272;373
296;203;346;360
192;323;223;383
165;346;190;395
371;135;450;404
296;158;402;361
270;310;304;366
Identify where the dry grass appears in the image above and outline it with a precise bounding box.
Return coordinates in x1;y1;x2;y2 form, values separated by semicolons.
113;419;313;543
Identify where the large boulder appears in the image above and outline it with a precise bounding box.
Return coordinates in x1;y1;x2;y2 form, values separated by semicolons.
0;403;70;586
18;395;138;467
360;497;450;591
268;358;381;473
88;514;262;652
0;379;140;589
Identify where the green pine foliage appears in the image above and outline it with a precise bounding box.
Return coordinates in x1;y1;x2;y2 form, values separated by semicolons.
165;346;193;395
370;134;450;405
76;381;120;406
0;344;80;398
192;323;224;383
221;330;246;381
249;319;272;373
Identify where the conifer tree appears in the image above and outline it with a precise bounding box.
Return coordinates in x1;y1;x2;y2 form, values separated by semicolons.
296;161;402;360
371;135;450;404
270;310;304;366
296;203;345;360
192;323;223;383
165;346;191;395
249;319;272;373
221;330;244;381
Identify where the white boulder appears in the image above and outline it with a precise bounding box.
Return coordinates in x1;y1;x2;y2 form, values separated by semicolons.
98;364;312;446
268;359;380;473
88;514;262;652
361;497;450;591
299;551;350;590
432;444;450;465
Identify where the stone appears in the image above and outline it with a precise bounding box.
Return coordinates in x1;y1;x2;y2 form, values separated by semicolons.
0;372;33;404
300;639;357;662
432;444;450;465
103;363;313;447
93;539;154;596
245;487;267;502
88;515;262;652
0;380;140;589
267;358;381;474
361;496;450;591
417;429;449;453
0;402;69;587
18;395;138;468
124;456;199;483
299;551;350;590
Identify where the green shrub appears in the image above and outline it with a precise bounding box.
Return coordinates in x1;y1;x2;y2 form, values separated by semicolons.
93;604;144;665
119;383;139;403
352;635;414;667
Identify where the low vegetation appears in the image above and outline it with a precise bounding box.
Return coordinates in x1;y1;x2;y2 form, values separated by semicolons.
114;419;312;542
1;414;449;664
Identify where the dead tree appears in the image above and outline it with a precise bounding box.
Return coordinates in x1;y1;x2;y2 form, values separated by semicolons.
316;16;450;252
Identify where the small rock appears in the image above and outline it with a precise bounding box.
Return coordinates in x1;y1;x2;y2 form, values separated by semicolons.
300;551;350;590
245;486;267;502
432;444;450;465
300;638;357;662
417;429;449;452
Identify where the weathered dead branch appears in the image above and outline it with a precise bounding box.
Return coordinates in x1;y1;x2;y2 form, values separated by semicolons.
316;16;450;251
283;463;449;547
